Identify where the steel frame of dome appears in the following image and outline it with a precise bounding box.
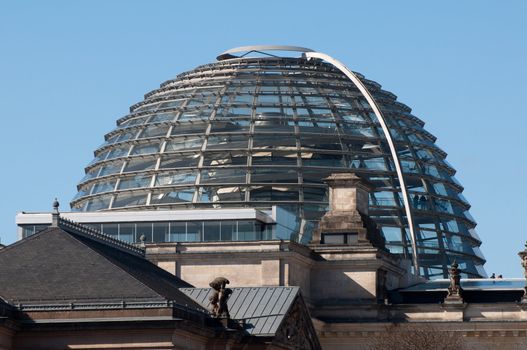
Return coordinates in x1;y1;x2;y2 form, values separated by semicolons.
71;46;486;279
304;50;419;272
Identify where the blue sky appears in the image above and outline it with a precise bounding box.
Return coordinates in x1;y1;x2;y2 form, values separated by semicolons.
1;1;526;277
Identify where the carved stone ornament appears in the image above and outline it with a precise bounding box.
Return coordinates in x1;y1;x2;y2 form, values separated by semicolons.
444;261;463;304
274;297;322;350
208;277;232;318
448;261;462;297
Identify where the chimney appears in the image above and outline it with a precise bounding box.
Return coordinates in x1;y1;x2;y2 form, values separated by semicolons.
325;173;372;215
312;172;385;248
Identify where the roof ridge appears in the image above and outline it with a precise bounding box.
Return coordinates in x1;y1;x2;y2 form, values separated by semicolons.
58;216;145;257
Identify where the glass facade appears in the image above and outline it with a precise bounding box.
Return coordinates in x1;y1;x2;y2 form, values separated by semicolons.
20;220;275;243
71;54;485;278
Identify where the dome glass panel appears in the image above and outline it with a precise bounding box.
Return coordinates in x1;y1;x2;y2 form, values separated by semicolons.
71;50;485;279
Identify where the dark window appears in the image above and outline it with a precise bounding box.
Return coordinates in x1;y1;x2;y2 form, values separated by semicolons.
322;233;358;244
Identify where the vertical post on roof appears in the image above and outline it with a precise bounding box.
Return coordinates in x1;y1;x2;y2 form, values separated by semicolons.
304;51;420;275
51;198;60;227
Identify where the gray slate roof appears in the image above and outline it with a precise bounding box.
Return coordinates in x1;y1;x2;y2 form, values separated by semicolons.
0;226;199;310
180;286;299;336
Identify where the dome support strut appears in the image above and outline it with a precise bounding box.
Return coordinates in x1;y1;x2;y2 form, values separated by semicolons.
305;51;420;274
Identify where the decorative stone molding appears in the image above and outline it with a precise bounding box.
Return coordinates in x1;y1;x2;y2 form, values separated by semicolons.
274;297;322;350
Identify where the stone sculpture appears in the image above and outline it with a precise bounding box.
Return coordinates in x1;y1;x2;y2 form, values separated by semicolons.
209;277;232;318
443;261;463;304
519;242;527;299
447;261;462;298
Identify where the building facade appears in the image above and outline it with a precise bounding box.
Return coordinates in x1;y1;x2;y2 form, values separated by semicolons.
9;173;527;350
0;213;321;350
10;46;527;350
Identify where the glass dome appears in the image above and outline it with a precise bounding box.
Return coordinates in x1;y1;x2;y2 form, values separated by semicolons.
71;47;485;278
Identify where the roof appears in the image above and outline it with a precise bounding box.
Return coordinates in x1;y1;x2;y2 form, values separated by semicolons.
0;223;200;310
401;278;526;292
0;296;13;315
181;286;299;336
16;207;275;225
0;217;323;348
391;278;527;304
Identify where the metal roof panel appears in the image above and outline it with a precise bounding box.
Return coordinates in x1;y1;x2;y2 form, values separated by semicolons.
180;286;299;336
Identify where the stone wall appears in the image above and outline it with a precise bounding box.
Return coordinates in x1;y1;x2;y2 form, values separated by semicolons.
148;241;315;299
318;321;527;350
146;240;404;304
146;240;527;350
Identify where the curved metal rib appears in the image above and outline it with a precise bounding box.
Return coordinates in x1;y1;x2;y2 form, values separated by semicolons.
305;51;420;273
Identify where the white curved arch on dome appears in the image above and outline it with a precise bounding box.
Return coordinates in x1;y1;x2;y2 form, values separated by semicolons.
305;51;419;273
217;45;314;60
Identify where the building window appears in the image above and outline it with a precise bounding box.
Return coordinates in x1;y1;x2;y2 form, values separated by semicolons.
322;233;358;245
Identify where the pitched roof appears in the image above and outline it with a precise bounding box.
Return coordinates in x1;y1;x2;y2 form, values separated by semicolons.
181;286;299;336
0;225;200;310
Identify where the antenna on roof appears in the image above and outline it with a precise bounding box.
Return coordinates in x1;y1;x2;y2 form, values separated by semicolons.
51;198;60;227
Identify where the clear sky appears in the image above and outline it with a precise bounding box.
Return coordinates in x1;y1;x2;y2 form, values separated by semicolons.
1;1;526;277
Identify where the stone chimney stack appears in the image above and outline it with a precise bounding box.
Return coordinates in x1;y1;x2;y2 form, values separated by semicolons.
311;172;385;248
326;173;371;215
308;173;409;308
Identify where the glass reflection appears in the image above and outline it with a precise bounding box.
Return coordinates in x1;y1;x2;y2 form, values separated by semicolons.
73;55;484;278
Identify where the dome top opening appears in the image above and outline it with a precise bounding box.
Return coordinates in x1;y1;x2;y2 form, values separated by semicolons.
217;45;314;61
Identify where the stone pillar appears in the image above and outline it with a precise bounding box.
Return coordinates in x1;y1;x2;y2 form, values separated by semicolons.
326;172;371;215
308;173;402;307
51;198;60;227
311;172;385;249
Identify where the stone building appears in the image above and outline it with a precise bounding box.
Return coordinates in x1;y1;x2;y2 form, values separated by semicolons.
8;173;527;349
0;210;320;350
6;46;527;349
143;173;527;349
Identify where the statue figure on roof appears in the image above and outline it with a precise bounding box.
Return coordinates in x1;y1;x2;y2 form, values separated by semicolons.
520;242;527;278
519;243;527;299
445;261;463;303
209;277;232;318
522;255;527;279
